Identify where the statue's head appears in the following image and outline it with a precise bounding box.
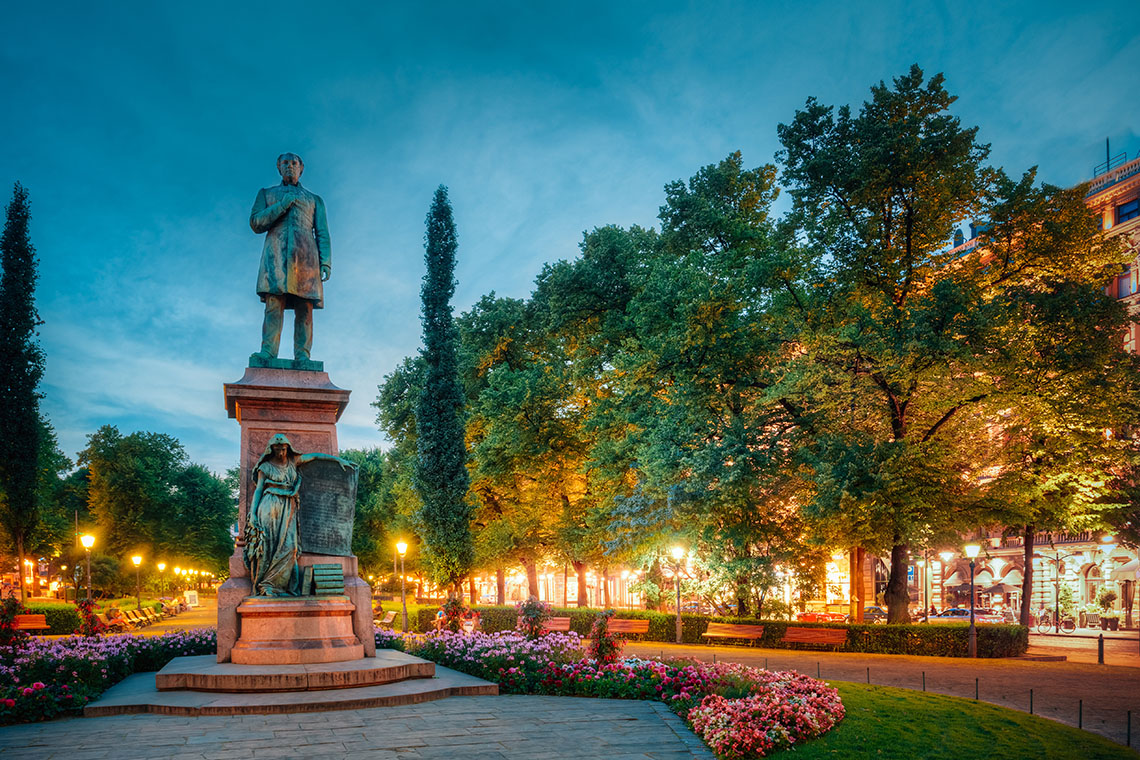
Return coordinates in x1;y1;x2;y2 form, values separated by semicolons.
277;153;304;185
261;433;298;460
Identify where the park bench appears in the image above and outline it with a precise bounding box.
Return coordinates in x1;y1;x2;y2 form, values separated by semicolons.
13;614;49;632
97;613;131;633
517;616;571;633
780;626;846;650
124;609;149;627
607;618;650;640
701;622;765;645
375;610;398;628
142;608;162;624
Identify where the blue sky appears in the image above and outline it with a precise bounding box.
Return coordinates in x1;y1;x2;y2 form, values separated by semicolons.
3;1;1137;474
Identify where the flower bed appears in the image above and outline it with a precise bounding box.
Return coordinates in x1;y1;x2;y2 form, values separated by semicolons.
379;629;843;757
0;629;216;725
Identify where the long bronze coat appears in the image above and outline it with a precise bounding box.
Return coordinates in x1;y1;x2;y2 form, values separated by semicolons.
250;182;331;308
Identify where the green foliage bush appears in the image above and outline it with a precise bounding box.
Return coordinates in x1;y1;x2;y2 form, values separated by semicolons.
415;605;1028;658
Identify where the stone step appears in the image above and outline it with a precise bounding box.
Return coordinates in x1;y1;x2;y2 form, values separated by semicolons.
87;663;497;717
156;651;435;692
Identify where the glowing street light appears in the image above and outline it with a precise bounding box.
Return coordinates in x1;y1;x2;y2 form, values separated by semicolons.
964;544;981;658
397;541;408;632
131;555;143;610
671;545;685;644
157;563;166;599
80;534;95;601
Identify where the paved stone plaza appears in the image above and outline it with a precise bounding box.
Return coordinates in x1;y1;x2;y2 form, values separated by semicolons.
0;695;713;760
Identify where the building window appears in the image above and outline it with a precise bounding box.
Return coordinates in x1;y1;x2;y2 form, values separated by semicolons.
1118;198;1140;225
1119;265;1134;299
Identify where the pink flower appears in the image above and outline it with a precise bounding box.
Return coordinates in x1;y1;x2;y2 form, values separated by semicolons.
2;698;14;707
22;687;33;696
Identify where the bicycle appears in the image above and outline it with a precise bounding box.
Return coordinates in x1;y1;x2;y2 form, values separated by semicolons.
1035;614;1076;634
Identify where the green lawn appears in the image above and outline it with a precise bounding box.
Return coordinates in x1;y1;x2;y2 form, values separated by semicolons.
775;682;1137;760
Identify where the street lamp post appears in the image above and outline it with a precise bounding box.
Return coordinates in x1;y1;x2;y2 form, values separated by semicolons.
964;544;981;658
80;534;95;601
131;556;143;610
396;541;408;632
938;550;954;613
157;563;166;598
917;554;928;623
671;546;685;644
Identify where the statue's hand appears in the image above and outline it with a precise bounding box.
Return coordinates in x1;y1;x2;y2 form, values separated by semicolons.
321;265;331;282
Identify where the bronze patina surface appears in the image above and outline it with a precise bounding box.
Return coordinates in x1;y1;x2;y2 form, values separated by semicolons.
250;152;332;366
298;457;358;556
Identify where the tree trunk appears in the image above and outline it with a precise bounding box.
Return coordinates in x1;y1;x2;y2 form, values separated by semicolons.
523;559;539;599
572;561;588;607
756;588;767;620
469;575;477;605
644;559;662;611
562;565;568;608
602;568;612;607
885;541;911;623
16;536;27;604
1020;524;1034;627
735;575;750;618
496;566;505;605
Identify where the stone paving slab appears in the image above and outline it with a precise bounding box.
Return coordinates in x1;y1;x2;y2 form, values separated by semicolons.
0;696;714;759
85;664;497;716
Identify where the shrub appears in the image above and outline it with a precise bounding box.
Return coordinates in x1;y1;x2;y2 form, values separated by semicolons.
588;610;624;663
0;598;30;649
515;597;553;638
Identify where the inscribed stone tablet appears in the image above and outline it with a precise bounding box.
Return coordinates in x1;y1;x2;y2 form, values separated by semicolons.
297;458;357;556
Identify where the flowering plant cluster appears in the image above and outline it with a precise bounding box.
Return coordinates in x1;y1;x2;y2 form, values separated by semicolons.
688;673;844;758
0;597;30;649
587;609;624;663
515;597;553;638
374;626;407;650
438;597;470;633
540;658;842;757
0;628;216;725
398;629;582;693
74;599;105;637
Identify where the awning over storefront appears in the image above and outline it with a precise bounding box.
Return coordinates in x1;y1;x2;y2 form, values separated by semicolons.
942;572;965;587
1001;569;1024;587
1110;559;1139;581
981;583;1020;595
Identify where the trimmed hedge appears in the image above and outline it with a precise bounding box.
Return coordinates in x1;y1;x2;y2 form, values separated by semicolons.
415;605;1028;658
25;603;81;635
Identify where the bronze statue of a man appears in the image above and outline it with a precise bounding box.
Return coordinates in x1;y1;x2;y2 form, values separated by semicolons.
250;153;331;363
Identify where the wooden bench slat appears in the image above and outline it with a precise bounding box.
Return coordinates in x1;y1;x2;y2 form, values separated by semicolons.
702;622;766;638
607;619;650;634
781;626;846;646
13;614;49;631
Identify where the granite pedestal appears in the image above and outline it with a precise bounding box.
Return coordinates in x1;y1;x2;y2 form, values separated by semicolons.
217;365;374;663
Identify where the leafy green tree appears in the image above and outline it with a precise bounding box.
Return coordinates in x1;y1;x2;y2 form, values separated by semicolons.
776;66;997;621
415;186;472;590
79;425;234;570
0;183;45;602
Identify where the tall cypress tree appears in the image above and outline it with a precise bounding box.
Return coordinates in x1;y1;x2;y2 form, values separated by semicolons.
415;186;472;591
0;183;45;603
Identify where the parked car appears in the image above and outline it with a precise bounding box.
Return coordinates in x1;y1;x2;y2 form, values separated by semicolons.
797;604;849;623
860;606;888;624
929;607;1004;624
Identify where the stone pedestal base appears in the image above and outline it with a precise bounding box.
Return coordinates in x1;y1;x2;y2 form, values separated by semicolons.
231;597;364;665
